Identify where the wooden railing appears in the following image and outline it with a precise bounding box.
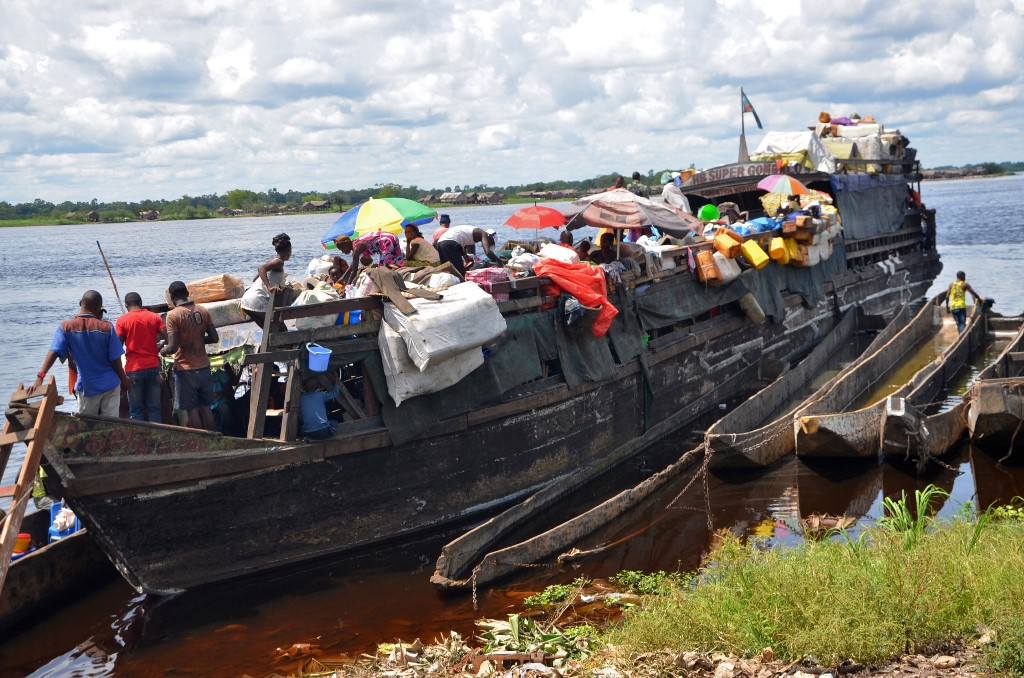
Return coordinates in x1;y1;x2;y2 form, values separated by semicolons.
0;378;60;593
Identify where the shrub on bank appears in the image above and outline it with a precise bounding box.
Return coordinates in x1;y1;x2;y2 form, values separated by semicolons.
606;488;1024;666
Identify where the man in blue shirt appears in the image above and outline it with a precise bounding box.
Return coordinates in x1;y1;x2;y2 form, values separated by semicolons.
300;376;341;440
28;290;130;417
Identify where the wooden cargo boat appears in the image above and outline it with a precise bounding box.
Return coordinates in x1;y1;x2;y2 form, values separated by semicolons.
882;313;1023;471
32;148;942;594
705;308;896;470
794;295;961;459
966;323;1024;459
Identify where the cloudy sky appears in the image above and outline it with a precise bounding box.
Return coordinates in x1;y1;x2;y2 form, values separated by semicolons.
1;0;1022;204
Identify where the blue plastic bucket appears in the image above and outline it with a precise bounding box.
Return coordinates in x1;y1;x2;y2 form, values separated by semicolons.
306;343;331;372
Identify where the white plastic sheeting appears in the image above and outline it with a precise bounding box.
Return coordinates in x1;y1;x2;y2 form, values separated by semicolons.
382;282;507;372
752;131;837;173
378;322;483;406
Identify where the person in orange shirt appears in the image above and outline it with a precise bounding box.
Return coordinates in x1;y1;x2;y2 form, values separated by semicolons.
160;281;219;431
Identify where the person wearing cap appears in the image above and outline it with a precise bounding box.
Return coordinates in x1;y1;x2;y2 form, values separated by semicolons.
161;281;219;431
627;171;650;198
28;290;130;416
662;172;692;214
436;225;499;278
115;292;167;422
432;214;451;243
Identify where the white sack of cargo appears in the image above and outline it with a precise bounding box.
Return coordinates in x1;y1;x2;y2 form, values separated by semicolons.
382;282;507;372
378;322;483;406
200;298;249;327
420;272;462;291
292;288;341;330
537;243;580;265
306;255;335;278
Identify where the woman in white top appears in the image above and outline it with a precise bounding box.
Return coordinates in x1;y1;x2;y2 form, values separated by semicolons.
241;233;292;330
404;224;440;265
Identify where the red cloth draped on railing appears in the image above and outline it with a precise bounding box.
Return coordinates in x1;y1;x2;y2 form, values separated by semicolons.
532;259;618;337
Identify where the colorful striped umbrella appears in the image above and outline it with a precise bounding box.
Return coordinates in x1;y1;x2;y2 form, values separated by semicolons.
756;174;810;195
320;197;436;249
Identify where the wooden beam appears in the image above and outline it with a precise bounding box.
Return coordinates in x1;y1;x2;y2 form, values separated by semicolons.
274;296;382;322
243;338;379;366
0;429;34;448
247;290;278;439
268;320;381;348
280;361;302;442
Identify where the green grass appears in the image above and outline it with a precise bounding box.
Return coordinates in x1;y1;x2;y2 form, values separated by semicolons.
0;216;67;227
605;487;1024;666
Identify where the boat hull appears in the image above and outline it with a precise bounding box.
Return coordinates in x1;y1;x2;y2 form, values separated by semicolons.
42;251;941;594
968;379;1024;454
795;297;948;459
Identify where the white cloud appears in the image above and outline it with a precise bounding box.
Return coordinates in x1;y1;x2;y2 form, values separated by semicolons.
206;33;257;97
80;22;176;78
269;57;339;84
0;0;1023;202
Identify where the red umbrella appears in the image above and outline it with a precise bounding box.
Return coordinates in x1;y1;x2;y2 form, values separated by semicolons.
504;205;567;230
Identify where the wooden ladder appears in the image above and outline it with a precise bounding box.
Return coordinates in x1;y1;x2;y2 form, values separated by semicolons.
247;290;302;442
0;377;61;594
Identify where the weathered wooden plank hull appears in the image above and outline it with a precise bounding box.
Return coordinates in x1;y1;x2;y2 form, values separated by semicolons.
706;310;877;469
41;252;941;594
968;379;1024;454
966;322;1024;458
880;310;1005;470
795;296;946;459
0;511;115;635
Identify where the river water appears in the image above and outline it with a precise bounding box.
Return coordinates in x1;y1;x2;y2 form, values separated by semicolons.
2;176;1024;676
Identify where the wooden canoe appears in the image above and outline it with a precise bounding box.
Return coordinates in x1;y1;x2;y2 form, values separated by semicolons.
967;321;1024;458
882;313;1022;471
706;308;893;470
795;294;962;459
0;510;115;635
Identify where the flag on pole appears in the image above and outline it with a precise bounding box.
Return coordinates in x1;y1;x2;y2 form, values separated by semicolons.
741;89;763;130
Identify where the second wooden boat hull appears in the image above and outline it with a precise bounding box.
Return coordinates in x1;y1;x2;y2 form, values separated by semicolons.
968;379;1024;454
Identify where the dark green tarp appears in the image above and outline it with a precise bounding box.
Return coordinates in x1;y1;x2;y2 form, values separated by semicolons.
829;173;907;240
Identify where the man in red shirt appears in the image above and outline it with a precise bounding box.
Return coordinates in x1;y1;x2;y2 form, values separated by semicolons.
160;281;218;431
115;292;167;422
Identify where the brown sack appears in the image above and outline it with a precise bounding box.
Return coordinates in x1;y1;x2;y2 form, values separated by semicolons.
166;274;246;305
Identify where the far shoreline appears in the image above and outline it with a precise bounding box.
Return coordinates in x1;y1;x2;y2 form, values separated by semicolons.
2;173;1017;229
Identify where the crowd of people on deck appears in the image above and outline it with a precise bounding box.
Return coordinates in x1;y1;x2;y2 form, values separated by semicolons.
35;169;958;444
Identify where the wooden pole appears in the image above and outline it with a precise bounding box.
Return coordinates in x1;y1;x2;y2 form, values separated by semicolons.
96;241;126;313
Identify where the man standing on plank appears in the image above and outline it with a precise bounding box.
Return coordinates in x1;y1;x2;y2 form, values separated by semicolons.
115;292;167;422
161;280;218;431
28;290;129;416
